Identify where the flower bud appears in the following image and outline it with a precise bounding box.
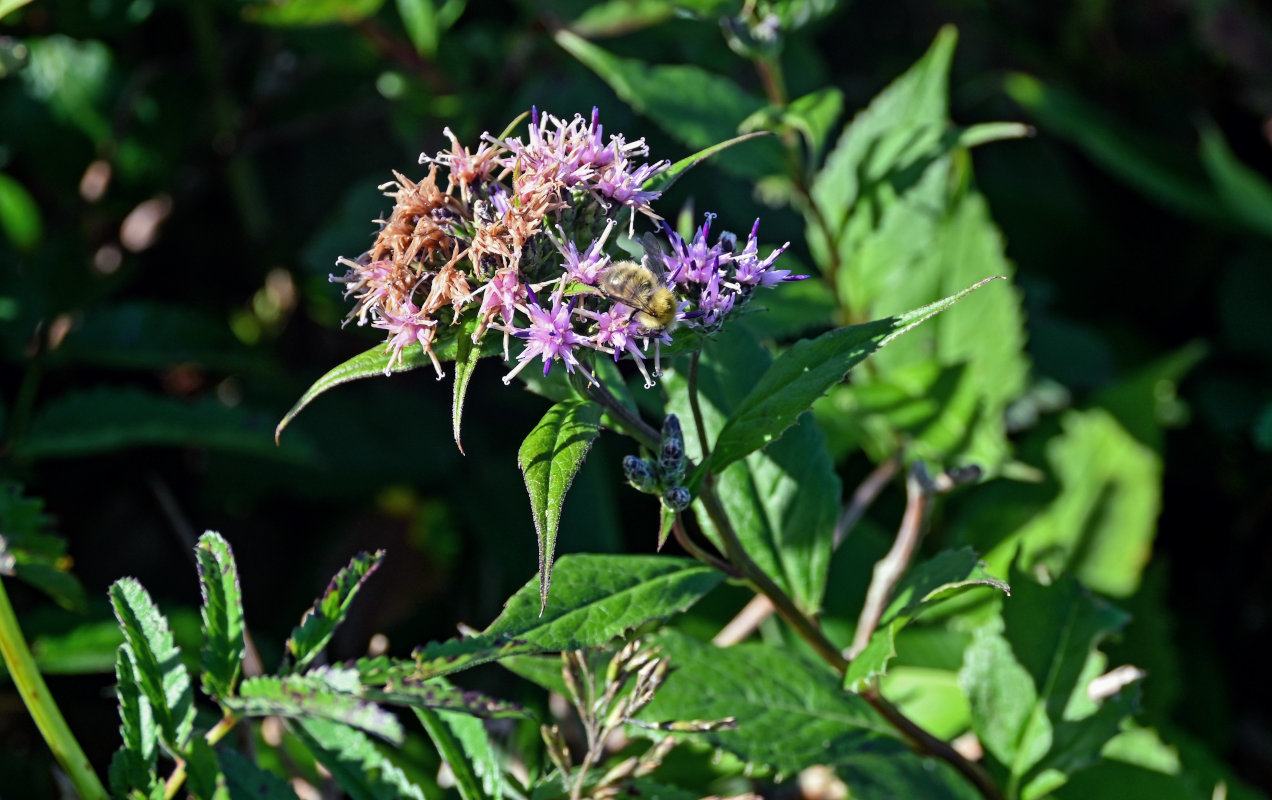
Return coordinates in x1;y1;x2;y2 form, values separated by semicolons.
622;455;658;493
661;485;691;512
658;415;686;483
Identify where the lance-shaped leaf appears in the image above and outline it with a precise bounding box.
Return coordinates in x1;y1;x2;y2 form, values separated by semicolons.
641;130;773;196
636;629;895;774
293;718;426;800
451;318;485;454
413;680;504;800
364;679;528;719
219;749;300;800
844;548;1009;692
285;550;384;673
356;554;722;684
517;399;603;611
225;669;403;745
275;327;502;442
708;277;1003;473
109;578;195;753
107;645;158;799
960;567;1139;799
195;532;244;700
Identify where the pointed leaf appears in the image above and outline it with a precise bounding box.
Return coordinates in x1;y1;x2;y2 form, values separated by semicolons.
1198;121;1272;239
356;554;722;683
293;718;426;800
641;131;772;196
285;550;384;673
517;399;603;611
219;749;300;799
844;549;1009;691
365;679;527;719
451;319;485;454
109;578;195;753
709;277;1004;472
196;532;245;700
225;670;404;745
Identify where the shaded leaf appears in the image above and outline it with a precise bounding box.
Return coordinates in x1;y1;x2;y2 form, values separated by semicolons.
414;703;498;800
196;532;245;700
241;0;384;26
219;749;300;800
0;172;42;251
285;550;384;673
0;481;87;611
186;737;231;800
517;399;603;611
109;579;195;753
226;669;404;745
451;318;484;454
293;718;426;800
356;554;722;683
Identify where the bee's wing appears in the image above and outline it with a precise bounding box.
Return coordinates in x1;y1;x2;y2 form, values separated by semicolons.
639;232;671;278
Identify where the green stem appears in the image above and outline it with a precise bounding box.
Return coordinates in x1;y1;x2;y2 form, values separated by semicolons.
686;350;711;463
0;578;109;800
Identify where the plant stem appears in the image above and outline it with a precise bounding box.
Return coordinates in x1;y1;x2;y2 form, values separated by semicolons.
686;350;711;462
0;578;109;800
583;379;659;451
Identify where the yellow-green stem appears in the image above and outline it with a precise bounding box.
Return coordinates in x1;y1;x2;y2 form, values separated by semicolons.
0;578;109;800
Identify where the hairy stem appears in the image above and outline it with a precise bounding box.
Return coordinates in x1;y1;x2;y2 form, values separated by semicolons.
0;578;109;800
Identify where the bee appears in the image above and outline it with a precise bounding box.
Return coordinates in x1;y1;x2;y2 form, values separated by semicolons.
596;236;679;333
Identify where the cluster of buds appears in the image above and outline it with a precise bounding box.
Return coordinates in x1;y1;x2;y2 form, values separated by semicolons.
332;108;802;386
542;639;737;800
623;415;692;512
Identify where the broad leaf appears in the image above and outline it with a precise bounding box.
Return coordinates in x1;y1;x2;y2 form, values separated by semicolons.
709;277;1004;472
517;399;603;611
285;550;384;673
844;548;1008;692
356;554;722;683
637;629;896;774
109;579;195;753
196;532;245;700
961;568;1138;799
226;670;404;745
293;719;426;800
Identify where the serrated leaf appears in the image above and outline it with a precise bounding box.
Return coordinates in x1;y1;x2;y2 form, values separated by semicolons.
709;277;1004;472
275;326;501;442
365;679;527;719
18;387;315;462
226;670;404;745
109;646;158;798
637;629;896;773
186;737;231;800
109;579;195;753
414;703;498;800
517;399;603;612
452;318;484;454
196;532;245;700
356;554;722;683
960;568;1137;798
219;749;301;800
553;30;777;179
293;718;426;800
844;548;1009;691
0;481;86;611
285;550;384;672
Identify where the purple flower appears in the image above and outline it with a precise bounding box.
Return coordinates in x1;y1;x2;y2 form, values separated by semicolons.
504;293;586;383
372;300;443;378
697;270;736;327
550;219;615;285
662;214;731;285
593;154;668;212
733;219;800;286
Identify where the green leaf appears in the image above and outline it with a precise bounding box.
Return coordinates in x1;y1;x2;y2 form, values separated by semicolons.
365;679;527;719
22;619;122;675
1198;121;1272;238
1004;73;1225;227
241;0;384;26
108;646;159;799
196;532;245;700
451;319;484;454
0;481;87;611
960;569;1138;799
395;0;438;57
275;327;501;442
226;669;404;745
741;87;843;168
517;399;603;611
844;549;1009;692
356;554;722;683
219;749;301;800
18;387;316;463
414;703;497;800
186;737;231;800
710;277;1004;472
109;579;195;753
553;30;777;179
640;131;772;196
0;172;42;252
293;718;426;800
638;629;896;774
285;550;384;673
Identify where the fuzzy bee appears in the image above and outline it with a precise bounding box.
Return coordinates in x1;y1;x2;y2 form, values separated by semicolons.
595;235;679;333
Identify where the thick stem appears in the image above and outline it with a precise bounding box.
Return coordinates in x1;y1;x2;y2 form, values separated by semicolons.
0;578;109;800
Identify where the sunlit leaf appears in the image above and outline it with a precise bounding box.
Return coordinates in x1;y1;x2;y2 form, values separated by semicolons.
285;550;384;672
195;532;245;700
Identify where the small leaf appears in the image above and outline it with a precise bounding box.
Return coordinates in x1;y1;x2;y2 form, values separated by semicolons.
710;278;1003;472
0;172;43;252
196;532;245;700
844;548;1009;692
414;700;499;800
225;670;404;745
285;550;384;673
219;749;300;799
451;319;484;454
186;737;231;800
108;646;158;798
241;0;384;26
517;399;603;611
356;554;723;683
109;579;195;753
293;718;426;800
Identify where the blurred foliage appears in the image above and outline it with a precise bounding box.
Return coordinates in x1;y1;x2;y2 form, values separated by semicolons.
1;0;1270;797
